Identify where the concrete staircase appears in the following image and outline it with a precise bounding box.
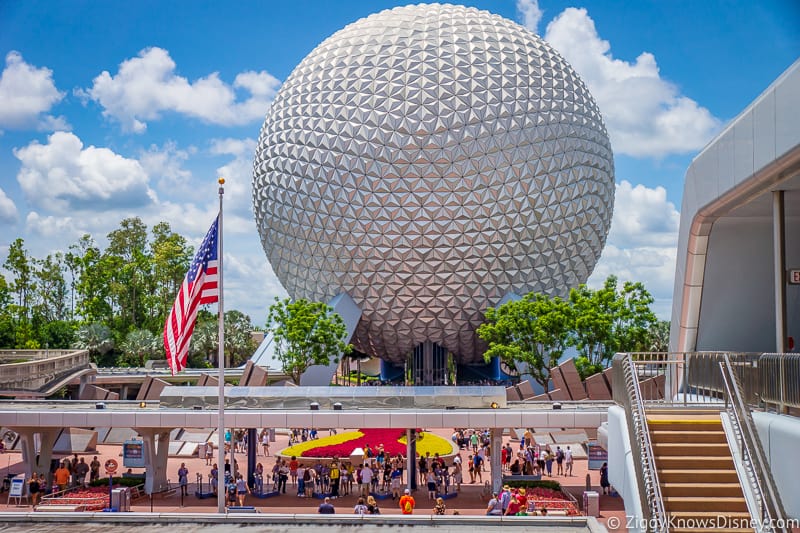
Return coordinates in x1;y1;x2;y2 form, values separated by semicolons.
648;411;752;532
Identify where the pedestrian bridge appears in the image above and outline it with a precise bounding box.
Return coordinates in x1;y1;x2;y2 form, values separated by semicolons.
0;349;93;398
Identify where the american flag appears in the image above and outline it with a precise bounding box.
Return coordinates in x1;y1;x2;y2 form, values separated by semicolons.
163;216;219;375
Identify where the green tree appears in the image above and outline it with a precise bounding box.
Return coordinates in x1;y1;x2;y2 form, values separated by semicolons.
33;253;68;322
106;217;151;333
478;293;572;392
148;222;192;330
225;310;258;367
4;238;34;315
38;320;75;349
72;235;114;323
569;275;657;378
188;310;257;368
73;322;114;365
646;319;671;352
265;297;351;384
120;328;159;367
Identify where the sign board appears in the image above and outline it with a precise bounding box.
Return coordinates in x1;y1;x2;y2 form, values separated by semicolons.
123;439;145;468
105;458;119;474
9;476;25;497
6;475;27;506
789;269;800;285
586;441;608;470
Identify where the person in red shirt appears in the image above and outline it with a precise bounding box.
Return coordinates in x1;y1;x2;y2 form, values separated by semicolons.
516;488;527;511
505;494;522;515
399;488;415;514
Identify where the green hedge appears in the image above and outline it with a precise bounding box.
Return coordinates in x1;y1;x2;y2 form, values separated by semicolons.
502;479;562;491
88;476;144;488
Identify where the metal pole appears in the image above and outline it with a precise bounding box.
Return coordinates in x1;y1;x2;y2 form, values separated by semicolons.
217;178;226;513
774;190;787;353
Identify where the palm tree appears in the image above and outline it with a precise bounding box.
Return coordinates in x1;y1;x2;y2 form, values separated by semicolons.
120;328;158;367
73;322;114;364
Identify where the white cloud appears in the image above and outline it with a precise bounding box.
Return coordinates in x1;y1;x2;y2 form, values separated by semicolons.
542;8;720;158
517;0;543;34
26;211;78;238
139;141;195;191
588;180;680;318
82;47;280;133
0;187;18;223
0;51;68;131
607;181;680;247
13;131;154;213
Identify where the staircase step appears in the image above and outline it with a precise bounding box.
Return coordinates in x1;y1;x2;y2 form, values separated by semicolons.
664;496;748;513
647;418;722;432
662;482;744;498
656;456;734;470
658;469;739;483
650;429;727;443
653;442;731;456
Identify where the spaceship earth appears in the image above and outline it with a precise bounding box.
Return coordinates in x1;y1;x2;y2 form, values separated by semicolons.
253;3;615;364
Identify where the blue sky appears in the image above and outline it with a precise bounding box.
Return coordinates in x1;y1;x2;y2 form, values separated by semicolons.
0;0;798;326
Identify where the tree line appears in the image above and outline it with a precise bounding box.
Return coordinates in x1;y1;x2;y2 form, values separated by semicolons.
0;217;256;368
477;275;670;389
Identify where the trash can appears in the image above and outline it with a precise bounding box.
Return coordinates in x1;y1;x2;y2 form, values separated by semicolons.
583;490;599;517
112;487;131;512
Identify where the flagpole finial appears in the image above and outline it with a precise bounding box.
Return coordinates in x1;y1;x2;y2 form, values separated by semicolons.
218;177;225;185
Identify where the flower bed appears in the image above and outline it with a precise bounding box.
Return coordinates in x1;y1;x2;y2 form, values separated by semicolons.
280;428;454;458
41;486;113;511
524;486;580;515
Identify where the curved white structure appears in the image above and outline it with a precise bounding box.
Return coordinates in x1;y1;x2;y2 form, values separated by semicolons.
670;60;800;353
253;3;614;363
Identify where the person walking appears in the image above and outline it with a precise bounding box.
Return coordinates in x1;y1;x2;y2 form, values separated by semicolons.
433;496;446;515
178;463;189;496
399;488;415;514
261;430;270;456
426;470;437;500
600;462;610;494
28;472;41;507
236;473;250;506
564;446;574;476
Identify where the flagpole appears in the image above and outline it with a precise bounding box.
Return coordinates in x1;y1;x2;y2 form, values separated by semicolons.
216;177;226;513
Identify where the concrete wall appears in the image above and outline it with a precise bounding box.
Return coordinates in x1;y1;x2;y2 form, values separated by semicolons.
753;411;800;519
607;405;644;533
696;218;775;351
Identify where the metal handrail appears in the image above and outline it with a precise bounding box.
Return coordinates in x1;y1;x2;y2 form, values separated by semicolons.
719;355;788;533
613;353;668;532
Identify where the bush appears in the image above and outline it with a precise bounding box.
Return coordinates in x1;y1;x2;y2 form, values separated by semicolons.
503;478;562;491
89;476;143;488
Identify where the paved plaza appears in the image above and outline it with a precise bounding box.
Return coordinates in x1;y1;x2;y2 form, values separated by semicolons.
0;427;625;530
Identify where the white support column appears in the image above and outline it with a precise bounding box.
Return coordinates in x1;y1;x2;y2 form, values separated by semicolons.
774;190;787;353
491;428;503;494
137;428;171;494
17;427;60;479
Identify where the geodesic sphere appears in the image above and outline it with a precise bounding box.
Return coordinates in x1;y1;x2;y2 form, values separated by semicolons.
253;3;614;364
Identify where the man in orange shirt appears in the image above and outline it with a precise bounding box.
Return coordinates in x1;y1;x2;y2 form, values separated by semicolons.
399;488;415;514
54;462;71;492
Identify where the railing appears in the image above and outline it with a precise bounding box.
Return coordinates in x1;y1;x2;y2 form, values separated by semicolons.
0;350;91;392
719;355;789;533
759;353;800;410
611;353;668;532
